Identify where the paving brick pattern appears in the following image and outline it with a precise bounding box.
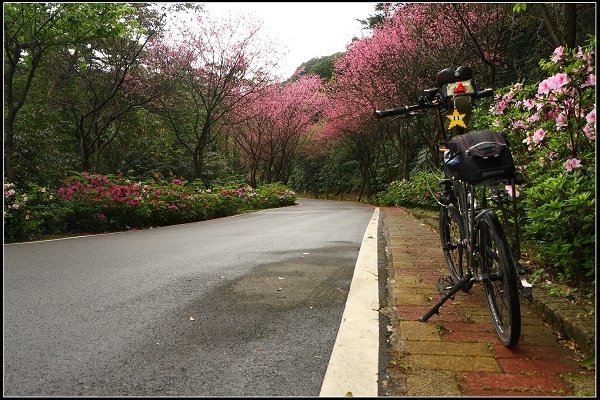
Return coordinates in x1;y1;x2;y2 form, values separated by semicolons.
381;207;595;397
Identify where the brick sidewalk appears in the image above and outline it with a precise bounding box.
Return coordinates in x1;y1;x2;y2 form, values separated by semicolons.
381;207;595;397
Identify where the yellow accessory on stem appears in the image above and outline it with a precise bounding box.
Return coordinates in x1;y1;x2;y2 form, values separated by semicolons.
447;109;467;129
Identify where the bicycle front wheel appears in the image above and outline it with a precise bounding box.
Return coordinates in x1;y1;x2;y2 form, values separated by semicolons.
477;210;521;347
439;204;465;283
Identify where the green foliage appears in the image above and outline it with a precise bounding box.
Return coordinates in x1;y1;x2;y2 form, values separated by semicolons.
512;3;527;13
580;356;595;370
522;172;595;284
376;171;440;210
289;143;362;198
200;152;247;188
357;2;393;30
3;182;67;241
293;53;343;81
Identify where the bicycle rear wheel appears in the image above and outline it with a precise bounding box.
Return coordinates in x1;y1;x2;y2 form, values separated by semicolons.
477;210;521;347
439;204;465;283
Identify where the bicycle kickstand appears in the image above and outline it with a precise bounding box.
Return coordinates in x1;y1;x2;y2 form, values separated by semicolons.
419;274;472;322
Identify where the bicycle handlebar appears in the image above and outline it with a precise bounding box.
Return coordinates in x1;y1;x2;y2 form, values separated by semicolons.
375;99;435;119
474;88;494;100
375;88;494;119
374;106;409;118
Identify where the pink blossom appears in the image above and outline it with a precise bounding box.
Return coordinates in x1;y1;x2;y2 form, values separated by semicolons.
511;120;526;130
523;98;536;111
581;74;595;88
576;46;593;63
12;203;20;209
527;113;541;123
585;108;596;124
97;213;106;219
493;99;508;115
505;185;520;198
564;158;582;172
555;112;568;129
532;128;545;145
538;73;570;95
546;95;559;105
537;80;551;95
545;109;559;120
5;189;15;197
551;46;565;63
551;73;569;88
583;124;595;141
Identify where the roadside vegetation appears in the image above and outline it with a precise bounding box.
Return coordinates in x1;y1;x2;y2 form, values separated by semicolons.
4;174;296;243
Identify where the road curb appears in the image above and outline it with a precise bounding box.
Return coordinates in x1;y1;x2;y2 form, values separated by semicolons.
320;208;380;397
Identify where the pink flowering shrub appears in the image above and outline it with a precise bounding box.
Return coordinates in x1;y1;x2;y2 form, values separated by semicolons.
487;37;596;284
4;174;296;243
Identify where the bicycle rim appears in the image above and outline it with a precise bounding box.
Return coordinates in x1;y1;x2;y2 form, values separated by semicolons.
478;211;521;347
439;204;465;283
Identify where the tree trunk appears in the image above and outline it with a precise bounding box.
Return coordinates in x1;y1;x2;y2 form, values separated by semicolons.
564;4;577;49
539;4;563;48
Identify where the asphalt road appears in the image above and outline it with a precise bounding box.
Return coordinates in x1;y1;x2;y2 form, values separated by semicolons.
3;198;376;396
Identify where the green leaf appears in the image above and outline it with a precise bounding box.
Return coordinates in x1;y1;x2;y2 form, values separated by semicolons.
580;356;595;369
512;3;527;13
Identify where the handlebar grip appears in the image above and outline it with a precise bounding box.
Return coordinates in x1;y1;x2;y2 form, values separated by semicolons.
475;88;494;99
375;107;408;118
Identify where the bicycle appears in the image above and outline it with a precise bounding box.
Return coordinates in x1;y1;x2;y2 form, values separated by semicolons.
375;66;532;348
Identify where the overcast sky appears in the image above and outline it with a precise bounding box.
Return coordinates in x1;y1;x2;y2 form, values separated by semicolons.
201;2;379;80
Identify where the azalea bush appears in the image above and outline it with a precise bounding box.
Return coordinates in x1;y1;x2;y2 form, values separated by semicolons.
4;182;67;242
487;37;596;285
4;173;297;243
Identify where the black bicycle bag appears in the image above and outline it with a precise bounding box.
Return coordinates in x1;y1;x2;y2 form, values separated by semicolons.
443;130;516;184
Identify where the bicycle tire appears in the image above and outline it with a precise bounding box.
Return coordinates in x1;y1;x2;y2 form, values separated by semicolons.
477;210;521;347
439;204;466;284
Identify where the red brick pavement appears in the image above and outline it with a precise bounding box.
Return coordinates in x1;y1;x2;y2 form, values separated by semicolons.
381;207;595;397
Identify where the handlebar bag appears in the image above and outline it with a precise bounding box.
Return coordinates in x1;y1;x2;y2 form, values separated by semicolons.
444;130;516;183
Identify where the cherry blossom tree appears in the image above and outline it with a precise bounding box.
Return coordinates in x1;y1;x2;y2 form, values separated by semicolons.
144;12;279;180
315;2;515;195
228;74;326;186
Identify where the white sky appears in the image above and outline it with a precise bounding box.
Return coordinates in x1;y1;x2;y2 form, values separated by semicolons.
201;2;379;80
